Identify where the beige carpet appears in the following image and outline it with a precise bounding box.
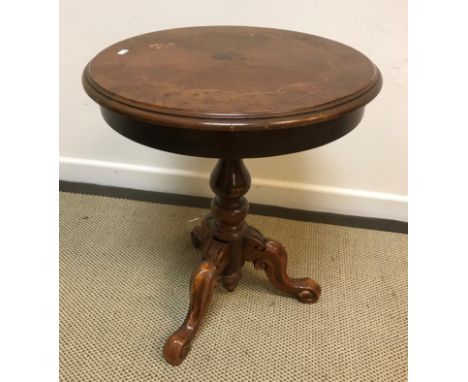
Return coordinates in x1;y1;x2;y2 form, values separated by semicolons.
59;191;407;382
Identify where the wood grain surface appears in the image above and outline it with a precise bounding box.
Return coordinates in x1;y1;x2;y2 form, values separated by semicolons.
83;26;381;131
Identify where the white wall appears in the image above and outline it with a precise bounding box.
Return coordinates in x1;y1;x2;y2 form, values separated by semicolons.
60;0;407;221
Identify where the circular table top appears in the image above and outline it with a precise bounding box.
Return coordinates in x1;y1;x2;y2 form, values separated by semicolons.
84;26;381;130
83;26;382;157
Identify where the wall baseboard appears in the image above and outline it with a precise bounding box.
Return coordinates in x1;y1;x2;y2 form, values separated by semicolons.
59;156;408;222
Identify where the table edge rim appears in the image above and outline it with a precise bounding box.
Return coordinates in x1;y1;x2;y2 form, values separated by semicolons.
82;65;382;132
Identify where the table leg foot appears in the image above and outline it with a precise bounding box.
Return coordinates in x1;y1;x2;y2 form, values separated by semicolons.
244;227;321;304
163;239;229;366
221;271;242;292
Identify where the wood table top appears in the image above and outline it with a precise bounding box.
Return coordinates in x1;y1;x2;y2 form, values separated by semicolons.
83;26;381;131
82;26;382;158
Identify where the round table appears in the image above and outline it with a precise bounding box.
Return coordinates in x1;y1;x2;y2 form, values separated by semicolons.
82;26;382;365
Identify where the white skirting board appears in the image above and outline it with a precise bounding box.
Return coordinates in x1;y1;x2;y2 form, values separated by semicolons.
59;156;408;222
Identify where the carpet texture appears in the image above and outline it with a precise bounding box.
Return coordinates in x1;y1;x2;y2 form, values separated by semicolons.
59;192;407;382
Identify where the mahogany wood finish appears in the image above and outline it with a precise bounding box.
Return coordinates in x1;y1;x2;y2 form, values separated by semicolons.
82;26;382;365
83;26;381;158
163;238;230;365
166;159;321;365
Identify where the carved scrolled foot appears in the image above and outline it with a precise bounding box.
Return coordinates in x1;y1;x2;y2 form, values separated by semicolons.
191;213;213;249
163;239;229;366
244;229;321;304
163;330;192;366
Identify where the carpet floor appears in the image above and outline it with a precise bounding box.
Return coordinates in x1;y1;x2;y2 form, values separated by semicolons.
59;191;407;382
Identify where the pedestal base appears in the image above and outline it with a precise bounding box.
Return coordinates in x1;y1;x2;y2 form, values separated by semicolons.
163;214;321;365
163;159;321;365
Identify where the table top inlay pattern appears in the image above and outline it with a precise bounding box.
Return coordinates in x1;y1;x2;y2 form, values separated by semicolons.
84;26;381;127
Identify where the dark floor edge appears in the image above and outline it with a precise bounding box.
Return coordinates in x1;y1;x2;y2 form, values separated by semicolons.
59;180;408;234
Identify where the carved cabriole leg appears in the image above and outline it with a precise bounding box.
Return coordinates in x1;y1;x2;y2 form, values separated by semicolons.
163;239;230;365
243;228;321;304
